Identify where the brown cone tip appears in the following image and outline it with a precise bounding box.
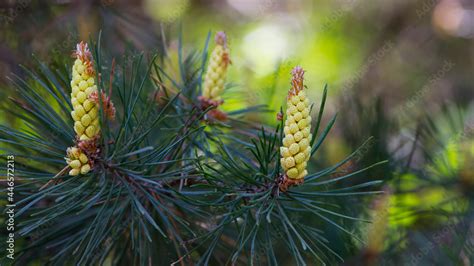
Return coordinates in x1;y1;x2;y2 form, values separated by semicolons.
74;41;94;75
289;66;305;97
74;41;92;62
215;31;227;47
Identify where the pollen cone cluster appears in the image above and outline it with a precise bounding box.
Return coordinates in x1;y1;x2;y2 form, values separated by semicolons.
280;66;312;180
70;42;100;141
66;147;91;176
201;31;230;104
65;41;99;176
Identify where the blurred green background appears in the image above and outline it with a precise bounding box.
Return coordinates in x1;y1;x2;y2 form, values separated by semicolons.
1;0;473;264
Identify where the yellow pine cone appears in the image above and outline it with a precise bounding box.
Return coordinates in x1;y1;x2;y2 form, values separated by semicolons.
70;42;100;141
202;31;230;103
280;66;312;180
65;147;92;176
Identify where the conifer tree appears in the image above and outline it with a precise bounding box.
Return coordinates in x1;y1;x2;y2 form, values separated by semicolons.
0;32;385;265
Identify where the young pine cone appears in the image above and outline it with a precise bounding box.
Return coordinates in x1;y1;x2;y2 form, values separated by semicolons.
201;31;230;104
70;42;100;141
280;66;312;180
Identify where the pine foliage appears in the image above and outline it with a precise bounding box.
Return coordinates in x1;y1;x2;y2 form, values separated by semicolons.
0;32;385;265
